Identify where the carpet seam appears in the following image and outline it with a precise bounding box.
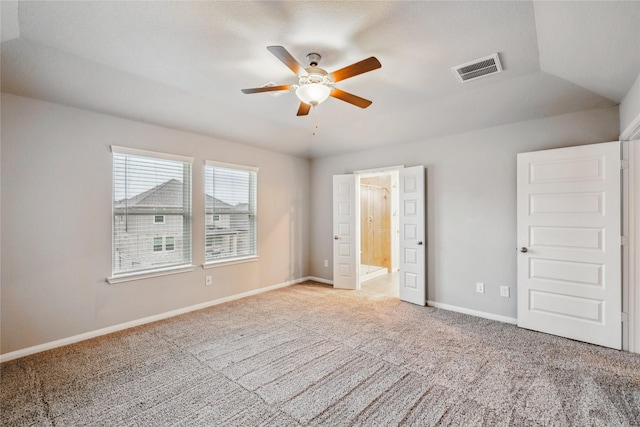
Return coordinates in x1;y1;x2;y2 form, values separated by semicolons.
348;370;412;426
397;383;436;426
307;362;401;425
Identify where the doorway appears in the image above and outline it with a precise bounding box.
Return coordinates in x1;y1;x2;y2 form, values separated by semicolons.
358;170;399;297
333;166;426;305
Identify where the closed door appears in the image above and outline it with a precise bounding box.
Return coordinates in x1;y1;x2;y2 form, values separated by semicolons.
333;174;360;289
517;141;621;349
399;166;426;306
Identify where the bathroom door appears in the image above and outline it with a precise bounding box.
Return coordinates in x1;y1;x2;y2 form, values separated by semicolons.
399;166;426;305
332;174;361;289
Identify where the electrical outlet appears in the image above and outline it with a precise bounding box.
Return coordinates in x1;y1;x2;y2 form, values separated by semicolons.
476;282;485;293
324;259;329;267
500;286;510;298
205;275;212;286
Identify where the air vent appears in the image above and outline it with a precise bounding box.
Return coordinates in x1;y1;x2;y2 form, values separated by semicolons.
452;53;502;83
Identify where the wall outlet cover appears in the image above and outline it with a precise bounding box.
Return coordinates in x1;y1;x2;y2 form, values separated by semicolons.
476;282;485;293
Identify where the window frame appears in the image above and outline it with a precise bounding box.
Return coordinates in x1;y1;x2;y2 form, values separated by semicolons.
153;236;163;252
108;146;194;284
165;236;175;251
203;160;259;267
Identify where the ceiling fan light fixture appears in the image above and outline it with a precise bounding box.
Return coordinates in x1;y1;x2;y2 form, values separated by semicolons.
296;83;331;106
242;46;381;116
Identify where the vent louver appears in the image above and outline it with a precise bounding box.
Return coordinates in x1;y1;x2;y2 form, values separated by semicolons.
452;53;502;83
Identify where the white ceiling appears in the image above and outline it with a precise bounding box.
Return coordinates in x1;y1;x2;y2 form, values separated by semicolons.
1;1;639;159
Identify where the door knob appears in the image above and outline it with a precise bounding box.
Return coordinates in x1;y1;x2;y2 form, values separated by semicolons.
334;236;339;240
520;247;528;253
417;241;423;245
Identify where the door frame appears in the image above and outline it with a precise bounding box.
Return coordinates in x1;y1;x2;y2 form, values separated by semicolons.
621;115;640;354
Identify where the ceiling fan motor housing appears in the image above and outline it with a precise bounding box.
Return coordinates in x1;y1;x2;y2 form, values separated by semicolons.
306;52;322;67
299;67;332;86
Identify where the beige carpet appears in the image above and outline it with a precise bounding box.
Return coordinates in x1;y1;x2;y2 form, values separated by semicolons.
2;281;640;426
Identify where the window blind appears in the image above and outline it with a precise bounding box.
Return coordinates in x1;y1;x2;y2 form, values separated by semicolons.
204;161;258;262
111;146;193;276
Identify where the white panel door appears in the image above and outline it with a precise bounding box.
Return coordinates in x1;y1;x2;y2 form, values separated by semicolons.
333;174;360;290
399;166;426;305
517;141;621;349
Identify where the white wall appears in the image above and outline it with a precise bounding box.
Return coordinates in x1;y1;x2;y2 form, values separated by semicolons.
621;72;640;137
310;107;619;319
1;93;310;355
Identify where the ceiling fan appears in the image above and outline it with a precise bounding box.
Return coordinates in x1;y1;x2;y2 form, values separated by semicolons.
241;46;382;116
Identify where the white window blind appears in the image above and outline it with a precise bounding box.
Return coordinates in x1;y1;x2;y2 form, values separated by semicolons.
205;161;258;262
111;146;193;277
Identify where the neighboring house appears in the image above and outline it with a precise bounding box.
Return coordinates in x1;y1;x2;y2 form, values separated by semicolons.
114;179;249;272
204;200;251;260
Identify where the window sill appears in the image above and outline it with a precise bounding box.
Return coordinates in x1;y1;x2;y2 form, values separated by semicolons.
107;264;195;284
202;256;259;269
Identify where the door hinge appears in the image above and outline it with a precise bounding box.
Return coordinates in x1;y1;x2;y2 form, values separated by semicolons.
621;160;629;170
622;312;629;323
621;236;628;246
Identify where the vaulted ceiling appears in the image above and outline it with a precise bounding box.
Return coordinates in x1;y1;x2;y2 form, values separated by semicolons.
1;1;639;158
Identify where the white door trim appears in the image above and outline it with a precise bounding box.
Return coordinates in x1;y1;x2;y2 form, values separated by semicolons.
620;112;640;141
621;111;639;354
627;139;640;353
353;165;405;174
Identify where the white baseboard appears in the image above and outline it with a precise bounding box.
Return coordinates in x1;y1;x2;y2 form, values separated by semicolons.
427;300;518;325
306;276;334;285
0;277;309;363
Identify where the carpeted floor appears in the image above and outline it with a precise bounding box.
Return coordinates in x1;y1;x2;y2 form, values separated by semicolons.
2;281;640;426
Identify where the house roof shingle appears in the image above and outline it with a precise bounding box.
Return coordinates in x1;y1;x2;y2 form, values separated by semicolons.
115;179;235;210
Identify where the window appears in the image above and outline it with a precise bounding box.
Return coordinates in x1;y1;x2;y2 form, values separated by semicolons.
153;237;163;252
111;146;193;278
165;236;175;251
205;161;258;262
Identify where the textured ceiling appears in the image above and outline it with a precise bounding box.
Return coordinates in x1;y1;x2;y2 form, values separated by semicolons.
1;1;638;158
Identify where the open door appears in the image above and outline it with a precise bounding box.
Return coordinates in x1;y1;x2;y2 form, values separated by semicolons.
333;174;360;289
517;141;622;349
399;166;426;305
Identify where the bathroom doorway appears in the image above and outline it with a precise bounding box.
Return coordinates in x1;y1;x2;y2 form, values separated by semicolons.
358;169;399;297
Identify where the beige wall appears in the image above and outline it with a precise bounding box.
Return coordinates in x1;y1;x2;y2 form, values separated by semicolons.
310;107;620;319
1;93;311;355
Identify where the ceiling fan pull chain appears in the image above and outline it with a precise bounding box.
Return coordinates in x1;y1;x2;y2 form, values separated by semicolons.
312;105;319;136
